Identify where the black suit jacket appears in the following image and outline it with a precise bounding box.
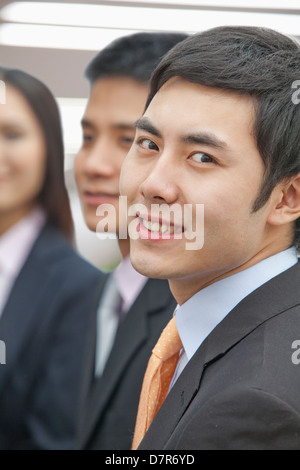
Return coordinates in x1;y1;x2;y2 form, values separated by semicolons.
138;262;300;450
78;275;176;450
0;223;103;450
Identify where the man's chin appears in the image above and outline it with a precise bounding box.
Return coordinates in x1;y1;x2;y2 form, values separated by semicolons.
85;219;97;233
130;255;168;280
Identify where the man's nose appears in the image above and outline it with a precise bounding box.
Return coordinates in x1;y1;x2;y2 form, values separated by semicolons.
81;137;118;178
139;151;180;205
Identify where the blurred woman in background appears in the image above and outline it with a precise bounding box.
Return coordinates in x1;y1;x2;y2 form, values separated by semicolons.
0;67;102;449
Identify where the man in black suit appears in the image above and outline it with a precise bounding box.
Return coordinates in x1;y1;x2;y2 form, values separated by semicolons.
120;26;300;449
75;32;187;450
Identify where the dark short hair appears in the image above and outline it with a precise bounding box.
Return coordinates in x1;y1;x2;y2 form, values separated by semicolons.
0;66;73;240
146;26;300;249
85;31;188;84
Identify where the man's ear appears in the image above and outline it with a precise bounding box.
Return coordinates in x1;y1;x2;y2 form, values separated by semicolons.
267;173;300;226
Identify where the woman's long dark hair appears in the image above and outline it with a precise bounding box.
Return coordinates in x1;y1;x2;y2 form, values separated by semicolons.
0;66;73;241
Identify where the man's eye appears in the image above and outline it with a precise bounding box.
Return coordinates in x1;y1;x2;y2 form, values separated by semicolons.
83;134;93;143
190;152;215;163
5;131;23;140
136;138;159;151
120;136;134;146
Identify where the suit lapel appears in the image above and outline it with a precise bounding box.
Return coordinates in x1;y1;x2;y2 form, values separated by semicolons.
77;274;108;416
0;224;68;394
203;261;300;365
100;278;173;383
82;278;174;446
139;262;300;449
138;341;208;449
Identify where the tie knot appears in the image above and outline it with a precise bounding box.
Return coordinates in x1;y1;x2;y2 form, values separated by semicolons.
152;316;182;362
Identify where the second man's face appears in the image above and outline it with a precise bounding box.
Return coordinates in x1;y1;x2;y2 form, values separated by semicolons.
75;76;148;234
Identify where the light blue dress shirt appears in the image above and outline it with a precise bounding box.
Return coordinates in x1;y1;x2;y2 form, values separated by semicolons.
171;247;298;387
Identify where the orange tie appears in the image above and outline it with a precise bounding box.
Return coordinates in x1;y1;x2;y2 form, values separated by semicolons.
132;316;182;450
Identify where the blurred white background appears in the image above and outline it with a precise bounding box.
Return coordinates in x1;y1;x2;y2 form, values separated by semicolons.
1;0;299;270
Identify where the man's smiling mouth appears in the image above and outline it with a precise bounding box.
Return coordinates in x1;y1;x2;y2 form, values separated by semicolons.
141;217;183;235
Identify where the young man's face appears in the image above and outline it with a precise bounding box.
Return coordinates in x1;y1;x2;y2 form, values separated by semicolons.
120;78;286;304
75;76;148;234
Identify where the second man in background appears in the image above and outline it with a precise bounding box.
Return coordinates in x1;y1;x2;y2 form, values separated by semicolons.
75;31;187;450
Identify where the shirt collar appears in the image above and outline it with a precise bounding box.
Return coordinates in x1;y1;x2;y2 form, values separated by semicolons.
175;247;298;361
113;255;148;312
0;207;46;278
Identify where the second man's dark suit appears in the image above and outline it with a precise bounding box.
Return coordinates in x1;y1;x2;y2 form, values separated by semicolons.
78;275;176;450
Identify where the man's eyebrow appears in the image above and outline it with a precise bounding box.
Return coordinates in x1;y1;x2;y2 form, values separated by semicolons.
181;132;228;150
81;118;94;129
135;117;228;150
113;123;136;131
81;119;136;131
135;117;162;139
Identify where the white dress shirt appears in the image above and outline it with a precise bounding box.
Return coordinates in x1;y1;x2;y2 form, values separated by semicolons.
171;247;298;387
94;255;147;376
0;207;46;318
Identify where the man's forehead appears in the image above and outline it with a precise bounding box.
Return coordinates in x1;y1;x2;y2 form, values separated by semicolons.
82;80;147;130
82;95;141;130
145;78;256;131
